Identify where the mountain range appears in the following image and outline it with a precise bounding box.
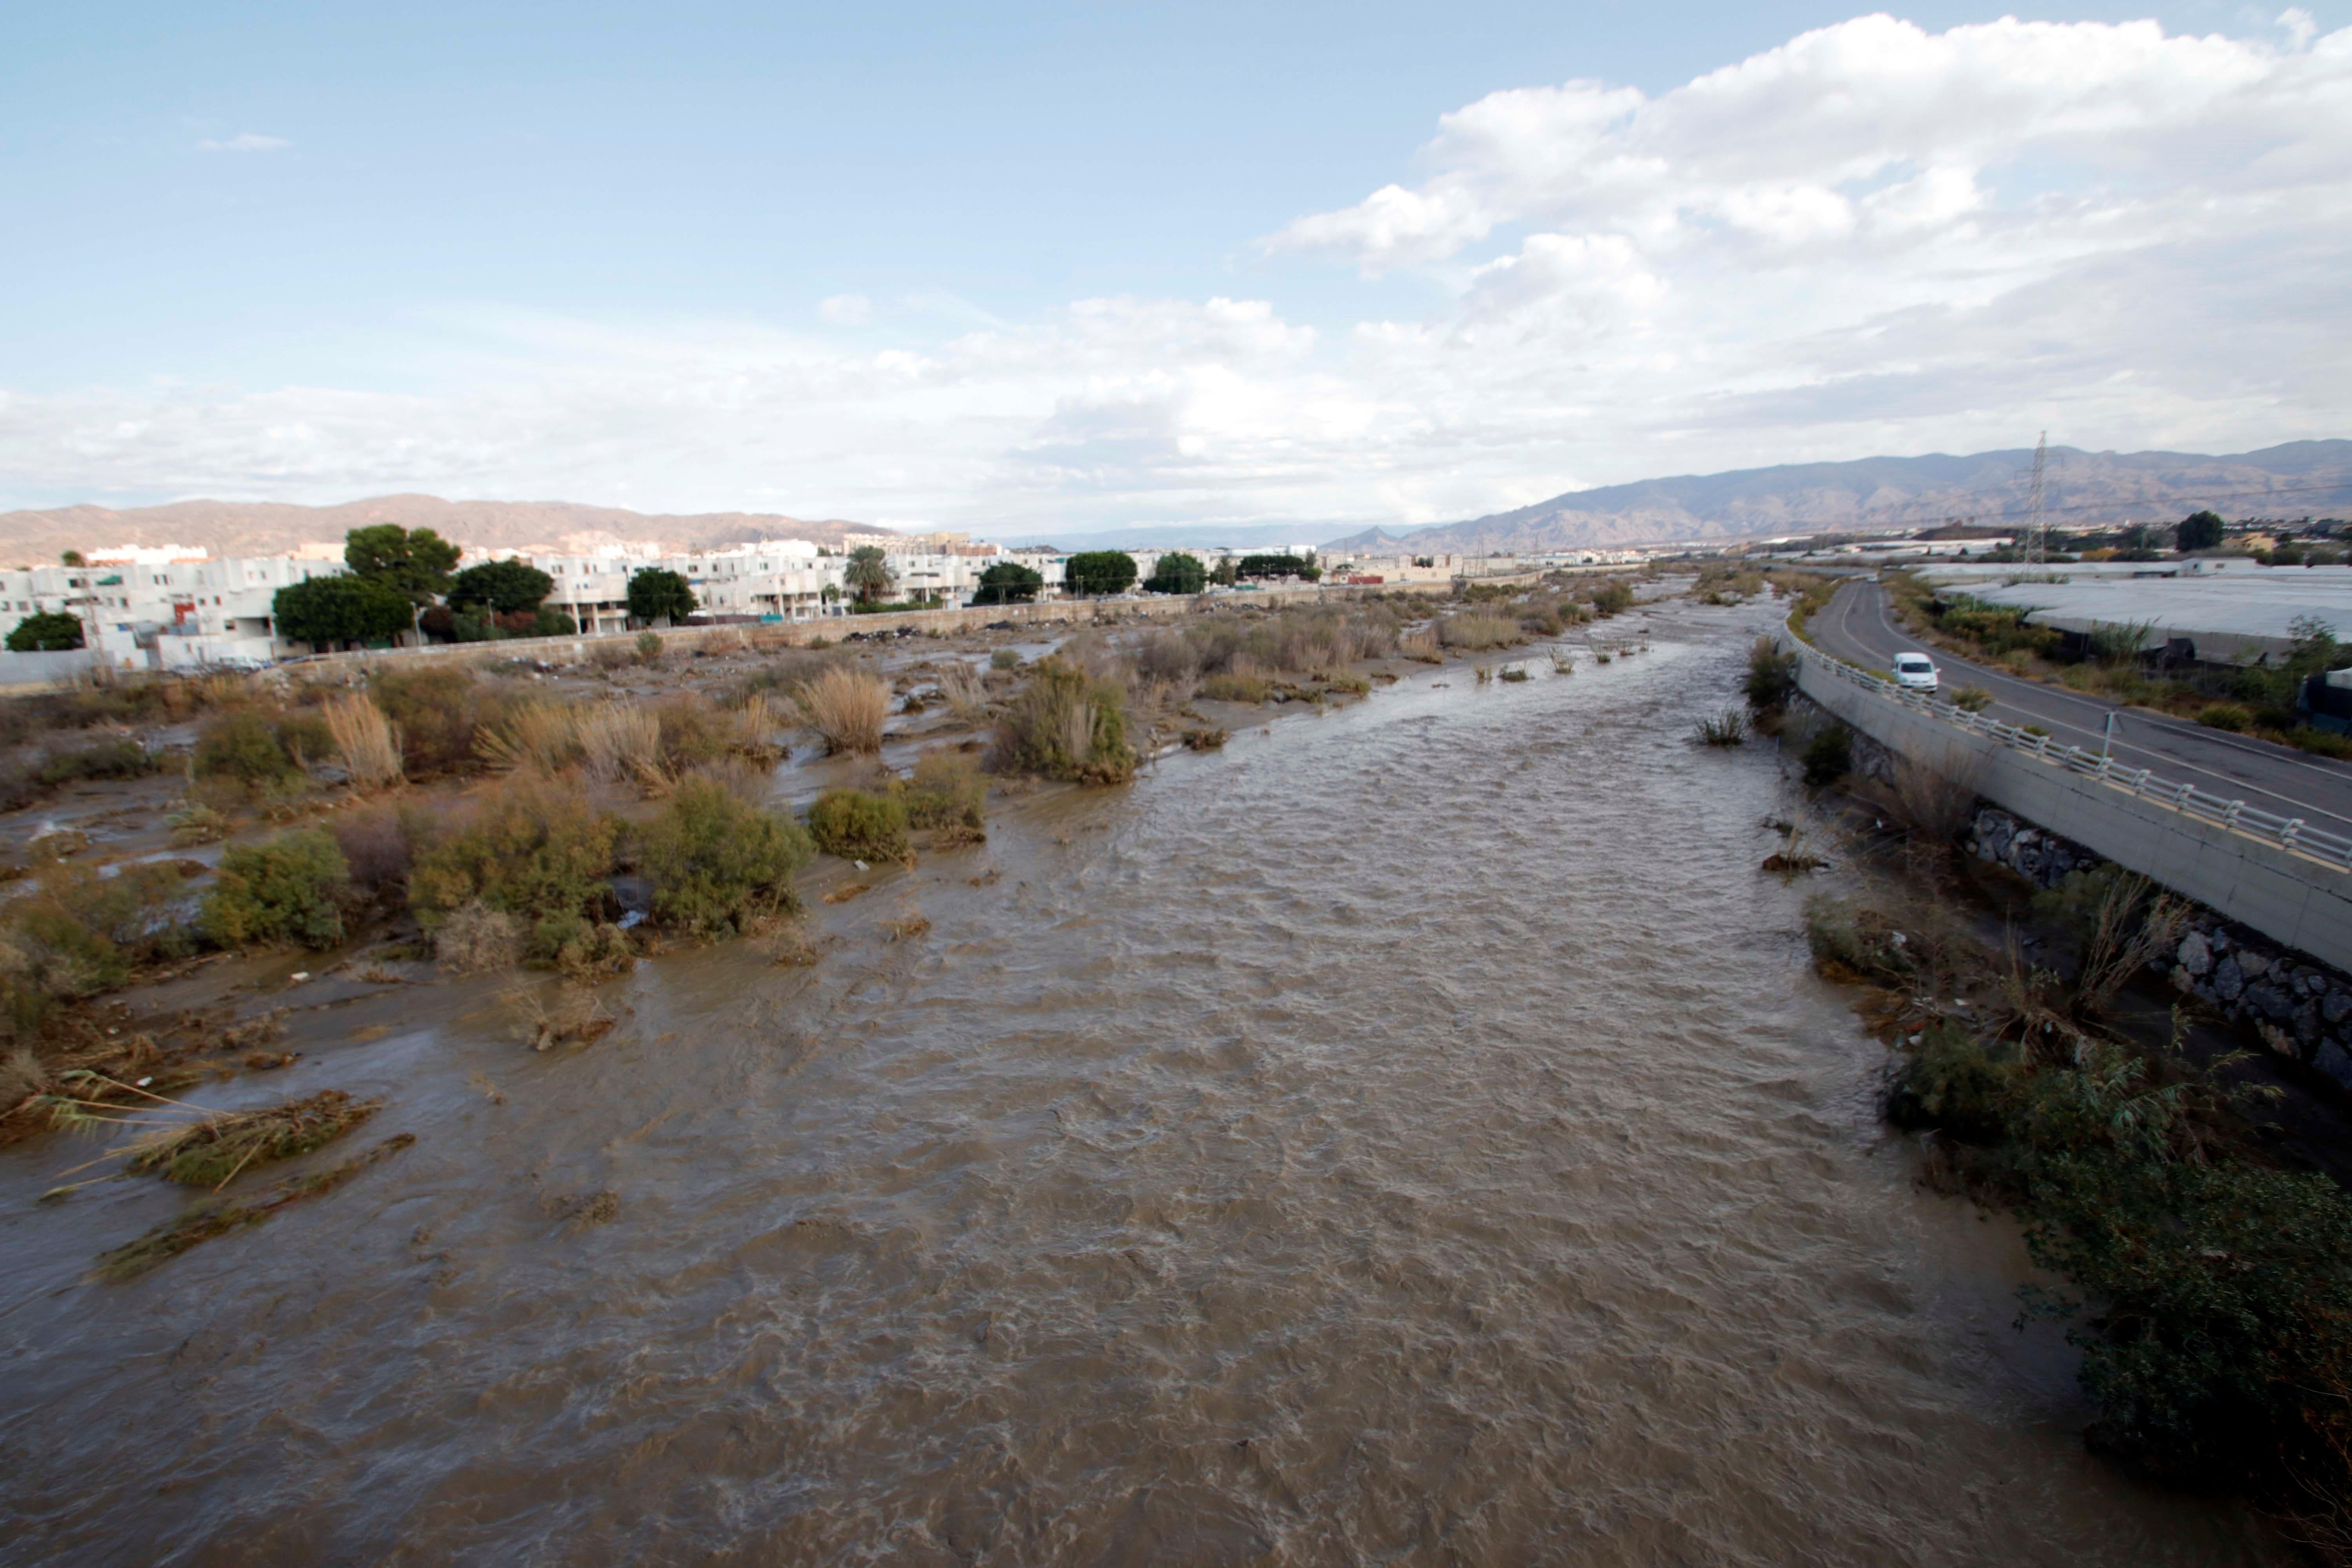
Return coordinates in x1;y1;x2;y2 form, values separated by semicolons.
4;441;2348;565
0;494;877;567
1322;441;2352;556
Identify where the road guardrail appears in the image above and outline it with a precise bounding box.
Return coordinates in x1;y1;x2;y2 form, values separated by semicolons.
1786;626;2352;875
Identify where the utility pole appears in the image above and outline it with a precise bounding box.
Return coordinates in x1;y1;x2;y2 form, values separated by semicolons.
2024;432;2048;567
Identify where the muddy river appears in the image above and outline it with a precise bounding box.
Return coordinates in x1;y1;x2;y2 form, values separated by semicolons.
0;606;2285;1564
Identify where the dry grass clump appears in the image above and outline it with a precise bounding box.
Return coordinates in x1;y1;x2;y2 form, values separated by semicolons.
797;666;890;755
1438;613;1524;651
1399;629;1442;663
936;662;988;721
478;700;588;775
324;693;404;790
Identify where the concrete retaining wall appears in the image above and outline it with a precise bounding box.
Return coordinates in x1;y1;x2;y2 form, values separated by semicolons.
276;583;1404;676
1795;653;2352;971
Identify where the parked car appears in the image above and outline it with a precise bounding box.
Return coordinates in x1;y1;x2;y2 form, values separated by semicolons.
1893;652;1939;691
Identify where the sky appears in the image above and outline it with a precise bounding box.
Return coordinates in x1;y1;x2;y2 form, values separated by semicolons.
2;0;2348;535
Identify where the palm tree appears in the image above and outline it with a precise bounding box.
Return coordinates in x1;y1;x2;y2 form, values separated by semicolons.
844;546;895;606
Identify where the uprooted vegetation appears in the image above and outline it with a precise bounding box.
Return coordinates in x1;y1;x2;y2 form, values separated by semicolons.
1808;852;2352;1548
96;1132;417;1279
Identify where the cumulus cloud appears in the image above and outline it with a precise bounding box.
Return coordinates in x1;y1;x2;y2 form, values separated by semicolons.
12;15;2352;533
196;133;290;152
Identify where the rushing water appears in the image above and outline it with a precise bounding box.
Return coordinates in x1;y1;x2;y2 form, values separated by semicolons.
0;604;2285;1565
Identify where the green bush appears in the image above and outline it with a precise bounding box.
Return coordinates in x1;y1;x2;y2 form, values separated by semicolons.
36;739;161;786
201;829;350;949
1801;722;1852;786
805;788;911;863
899;750;987;841
1742;637;1800;712
635;777;813;937
635;631;664;662
2196;702;2252;732
2022;1140;2352;1492
989;648;1022;671
987;657;1136;784
1;863;197;1040
192;710;306;786
407;779;619;964
6;611;85;652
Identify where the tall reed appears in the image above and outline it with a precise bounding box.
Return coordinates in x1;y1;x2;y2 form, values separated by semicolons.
324;693;405;789
797;666;890;755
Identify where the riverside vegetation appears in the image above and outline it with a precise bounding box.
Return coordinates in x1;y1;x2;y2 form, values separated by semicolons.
1750;630;2352;1556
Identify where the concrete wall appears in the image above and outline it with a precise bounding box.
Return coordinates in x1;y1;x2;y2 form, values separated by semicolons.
0;647;103;693
1795;652;2352;971
277;583;1404;676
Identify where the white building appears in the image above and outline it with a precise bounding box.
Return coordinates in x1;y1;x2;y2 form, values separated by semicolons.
0;555;340;670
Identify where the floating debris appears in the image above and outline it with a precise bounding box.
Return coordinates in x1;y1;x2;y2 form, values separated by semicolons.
95;1134;416;1280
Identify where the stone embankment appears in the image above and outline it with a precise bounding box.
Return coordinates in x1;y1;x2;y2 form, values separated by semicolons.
1969;806;2352;1088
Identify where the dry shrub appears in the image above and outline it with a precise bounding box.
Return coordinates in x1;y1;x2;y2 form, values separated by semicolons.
368;668;481;776
1887;751;1985;845
589;641;635;672
324;693;404;790
330;801;432;899
798;666;890;755
510;982;618;1051
937;662;988;721
1136;630;1199;683
651;691;735;773
478;700;584;775
434;900;524;973
1439;613;1524;651
1400;629;1442;663
578;702;663;785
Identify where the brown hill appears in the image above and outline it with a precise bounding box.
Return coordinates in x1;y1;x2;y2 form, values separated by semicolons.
1324;441;2352;554
0;495;884;565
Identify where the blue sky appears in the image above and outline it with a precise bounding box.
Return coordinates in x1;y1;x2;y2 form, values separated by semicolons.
3;1;2347;532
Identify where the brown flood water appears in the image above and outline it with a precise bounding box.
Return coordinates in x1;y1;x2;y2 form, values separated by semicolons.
0;604;2288;1565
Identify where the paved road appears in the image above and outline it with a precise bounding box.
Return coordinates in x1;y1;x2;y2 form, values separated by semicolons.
1809;577;2352;837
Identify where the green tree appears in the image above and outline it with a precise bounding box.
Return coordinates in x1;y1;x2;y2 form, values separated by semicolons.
448;560;555;615
271;575;414;648
343;524;461;600
6;611;85;652
1065;550;1138;596
1236;552;1317;581
1142;552;1206;595
2177;510;2225;552
625;567;697;625
1209;557;1238;587
843;545;897;606
972;561;1043;605
59;550;85;568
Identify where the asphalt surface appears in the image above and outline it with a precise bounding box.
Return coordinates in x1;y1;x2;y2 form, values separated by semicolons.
1808;578;2352;837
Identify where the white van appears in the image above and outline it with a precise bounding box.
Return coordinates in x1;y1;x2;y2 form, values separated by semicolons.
1893;652;1938;691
